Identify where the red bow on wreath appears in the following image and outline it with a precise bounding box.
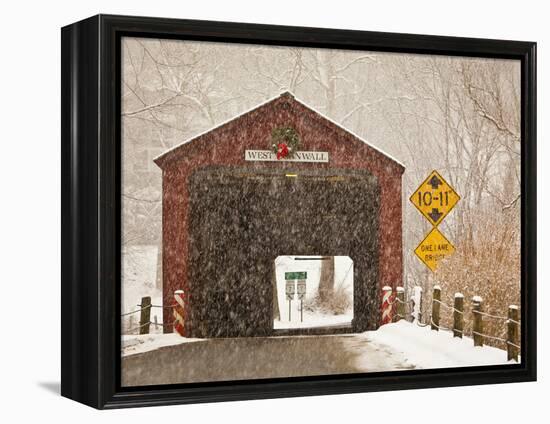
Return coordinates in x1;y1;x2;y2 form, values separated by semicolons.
276;143;289;160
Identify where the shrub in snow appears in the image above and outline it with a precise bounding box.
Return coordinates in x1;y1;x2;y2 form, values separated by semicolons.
431;213;520;348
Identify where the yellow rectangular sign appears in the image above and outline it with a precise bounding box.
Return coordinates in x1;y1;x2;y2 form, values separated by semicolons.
410;170;460;226
414;227;455;272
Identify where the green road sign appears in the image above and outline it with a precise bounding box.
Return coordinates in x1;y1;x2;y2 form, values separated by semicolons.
285;271;307;280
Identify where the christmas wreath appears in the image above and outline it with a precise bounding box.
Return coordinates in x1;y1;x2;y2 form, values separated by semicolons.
270;126;300;160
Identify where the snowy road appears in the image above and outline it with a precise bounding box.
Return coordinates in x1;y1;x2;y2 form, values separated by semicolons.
121;334;414;386
121;321;513;386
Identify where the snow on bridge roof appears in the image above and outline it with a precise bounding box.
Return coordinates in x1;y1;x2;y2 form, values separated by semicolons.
153;91;405;169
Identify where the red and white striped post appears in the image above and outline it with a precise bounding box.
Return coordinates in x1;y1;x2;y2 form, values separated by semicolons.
173;290;186;337
381;286;393;325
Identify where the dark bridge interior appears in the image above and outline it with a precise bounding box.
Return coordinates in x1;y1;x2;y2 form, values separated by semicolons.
187;166;380;338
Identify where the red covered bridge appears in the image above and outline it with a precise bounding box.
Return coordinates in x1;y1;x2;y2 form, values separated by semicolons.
154;92;404;338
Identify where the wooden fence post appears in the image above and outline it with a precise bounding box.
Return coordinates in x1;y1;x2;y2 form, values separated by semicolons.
507;305;520;361
472;296;483;347
431;285;441;331
453;293;464;338
416;286;423;323
396;287;405;321
139;296;151;335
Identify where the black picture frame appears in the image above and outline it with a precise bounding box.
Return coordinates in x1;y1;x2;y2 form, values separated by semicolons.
61;14;537;409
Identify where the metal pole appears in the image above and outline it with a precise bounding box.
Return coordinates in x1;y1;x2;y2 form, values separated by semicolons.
301;299;303;322
288;299;291;321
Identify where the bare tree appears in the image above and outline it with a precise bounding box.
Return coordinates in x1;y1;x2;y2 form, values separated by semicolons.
120;38;521;315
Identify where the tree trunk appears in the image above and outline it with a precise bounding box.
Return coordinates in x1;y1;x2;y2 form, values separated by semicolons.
318;256;335;303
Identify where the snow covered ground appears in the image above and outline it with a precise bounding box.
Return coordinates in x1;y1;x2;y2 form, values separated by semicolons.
122;320;515;372
274;311;353;329
359;320;516;369
122;333;204;357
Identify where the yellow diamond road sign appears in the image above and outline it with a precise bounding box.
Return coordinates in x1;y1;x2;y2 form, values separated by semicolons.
410;170;460;226
414;227;456;272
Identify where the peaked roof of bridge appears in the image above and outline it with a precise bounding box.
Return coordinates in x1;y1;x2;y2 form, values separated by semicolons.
154;91;405;170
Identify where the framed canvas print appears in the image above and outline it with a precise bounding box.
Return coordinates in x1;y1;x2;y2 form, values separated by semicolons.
61;14;536;409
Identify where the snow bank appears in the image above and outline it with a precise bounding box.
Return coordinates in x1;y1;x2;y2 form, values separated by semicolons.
361;320;516;369
122;333;204;357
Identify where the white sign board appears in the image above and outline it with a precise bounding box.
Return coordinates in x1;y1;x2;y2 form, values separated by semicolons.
245;150;329;163
297;280;306;300
285;280;295;300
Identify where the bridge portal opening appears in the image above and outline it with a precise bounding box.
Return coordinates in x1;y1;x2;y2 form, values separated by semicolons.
274;256;354;331
186;167;381;338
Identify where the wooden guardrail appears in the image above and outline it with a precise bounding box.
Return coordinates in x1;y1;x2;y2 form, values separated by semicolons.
383;286;520;361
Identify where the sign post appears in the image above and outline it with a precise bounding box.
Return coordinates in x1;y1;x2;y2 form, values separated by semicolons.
284;272;307;322
285;280;295;321
297;280;306;322
410;170;460;272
